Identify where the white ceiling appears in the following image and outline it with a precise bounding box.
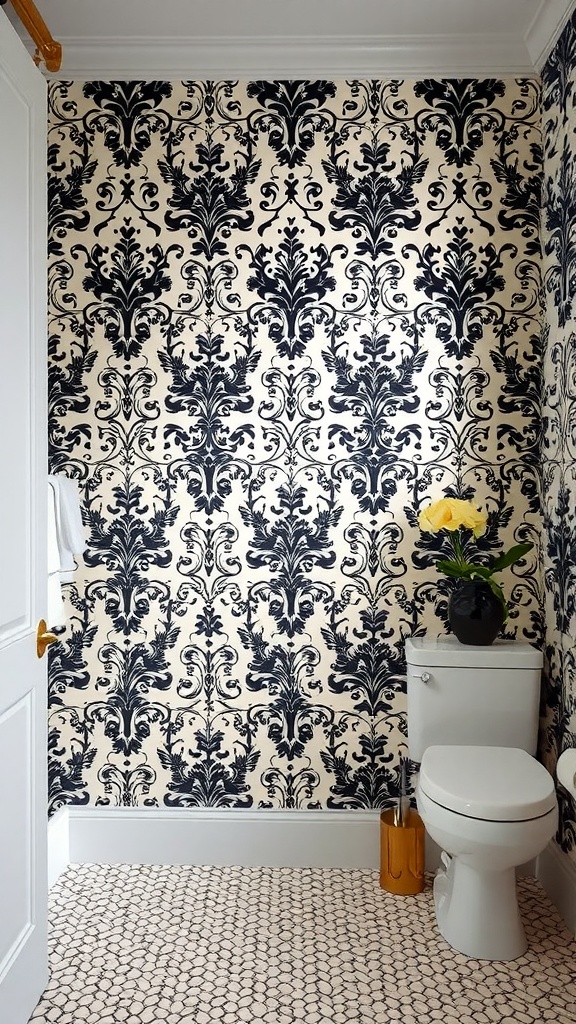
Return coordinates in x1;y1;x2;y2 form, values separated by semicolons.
5;0;576;79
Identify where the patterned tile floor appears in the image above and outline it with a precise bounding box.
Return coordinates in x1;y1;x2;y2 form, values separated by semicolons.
29;865;576;1024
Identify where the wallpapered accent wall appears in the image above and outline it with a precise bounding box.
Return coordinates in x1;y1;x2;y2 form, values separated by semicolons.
47;78;542;813
541;15;576;861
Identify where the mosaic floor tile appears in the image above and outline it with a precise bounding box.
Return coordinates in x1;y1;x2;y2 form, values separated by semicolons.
28;865;576;1024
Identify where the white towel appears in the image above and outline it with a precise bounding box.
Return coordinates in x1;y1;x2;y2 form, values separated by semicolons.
47;479;65;626
47;474;87;626
48;473;87;583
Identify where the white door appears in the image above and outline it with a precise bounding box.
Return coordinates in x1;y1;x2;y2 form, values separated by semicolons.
0;10;48;1024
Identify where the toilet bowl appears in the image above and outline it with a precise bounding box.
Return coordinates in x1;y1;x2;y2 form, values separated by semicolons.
557;748;576;797
417;745;558;960
406;636;558;960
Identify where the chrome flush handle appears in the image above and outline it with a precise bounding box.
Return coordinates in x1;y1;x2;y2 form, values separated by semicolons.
415;671;430;684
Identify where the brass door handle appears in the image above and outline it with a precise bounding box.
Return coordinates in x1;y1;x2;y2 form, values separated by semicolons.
37;618;58;659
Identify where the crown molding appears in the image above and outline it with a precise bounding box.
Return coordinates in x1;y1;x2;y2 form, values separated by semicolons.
525;0;576;70
6;0;572;80
42;33;537;81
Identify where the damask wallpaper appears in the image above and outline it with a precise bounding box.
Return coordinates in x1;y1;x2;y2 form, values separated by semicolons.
47;78;542;814
541;16;576;862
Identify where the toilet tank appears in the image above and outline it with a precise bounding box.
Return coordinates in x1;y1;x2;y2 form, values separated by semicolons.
406;636;543;762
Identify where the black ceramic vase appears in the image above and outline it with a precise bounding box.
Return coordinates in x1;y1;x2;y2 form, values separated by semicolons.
448;580;506;646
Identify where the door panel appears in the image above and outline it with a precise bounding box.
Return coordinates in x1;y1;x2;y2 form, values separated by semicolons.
0;53;32;635
0;8;48;1023
0;694;32;960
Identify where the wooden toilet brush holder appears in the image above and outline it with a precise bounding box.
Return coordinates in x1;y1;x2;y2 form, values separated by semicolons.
379;808;425;895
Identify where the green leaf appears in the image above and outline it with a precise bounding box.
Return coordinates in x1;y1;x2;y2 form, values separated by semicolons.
436;560;493;580
435;559;471;578
467;566;493;581
487;578;508;620
489;542;533;573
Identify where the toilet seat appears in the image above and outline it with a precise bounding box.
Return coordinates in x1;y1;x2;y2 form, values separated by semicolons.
419;745;556;822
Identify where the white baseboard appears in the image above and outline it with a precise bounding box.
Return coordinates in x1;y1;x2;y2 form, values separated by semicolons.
537;839;576;935
69;808;384;869
47;806;441;886
47;807;70;888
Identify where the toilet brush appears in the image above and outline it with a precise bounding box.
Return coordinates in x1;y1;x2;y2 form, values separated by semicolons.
381;754;425;894
394;755;410;827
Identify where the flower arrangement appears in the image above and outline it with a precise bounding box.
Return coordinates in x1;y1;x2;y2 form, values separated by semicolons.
418;496;533;619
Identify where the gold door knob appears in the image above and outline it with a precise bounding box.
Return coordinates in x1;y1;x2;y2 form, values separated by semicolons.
37;619;58;659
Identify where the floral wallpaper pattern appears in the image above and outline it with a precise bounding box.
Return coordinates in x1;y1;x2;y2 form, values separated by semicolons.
47;78;542;813
541;13;576;861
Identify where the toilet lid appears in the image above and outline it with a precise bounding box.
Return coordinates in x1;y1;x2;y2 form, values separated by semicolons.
419;746;556;822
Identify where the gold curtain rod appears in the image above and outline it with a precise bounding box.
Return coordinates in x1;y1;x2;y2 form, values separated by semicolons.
8;0;62;72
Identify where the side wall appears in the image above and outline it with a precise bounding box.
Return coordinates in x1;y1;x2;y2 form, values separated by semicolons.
541;16;576;862
47;79;542;812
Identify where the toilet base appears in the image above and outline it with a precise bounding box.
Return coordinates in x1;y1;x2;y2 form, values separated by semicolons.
434;853;527;961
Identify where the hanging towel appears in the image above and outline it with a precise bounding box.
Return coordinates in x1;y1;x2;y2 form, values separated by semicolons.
47;478;65;626
48;473;87;583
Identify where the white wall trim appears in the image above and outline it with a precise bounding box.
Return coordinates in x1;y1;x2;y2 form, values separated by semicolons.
47;807;70;889
526;0;576;69
537;839;576;934
46;806;441;884
42;34;537;81
67;807;382;868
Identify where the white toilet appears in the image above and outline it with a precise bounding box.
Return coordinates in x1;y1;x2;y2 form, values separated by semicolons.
406;636;558;961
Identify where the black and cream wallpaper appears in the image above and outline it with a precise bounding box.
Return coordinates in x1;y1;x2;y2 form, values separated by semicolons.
541;14;576;860
47;78;543;813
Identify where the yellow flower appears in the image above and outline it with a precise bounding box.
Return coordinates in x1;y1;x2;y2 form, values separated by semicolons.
418;498;487;538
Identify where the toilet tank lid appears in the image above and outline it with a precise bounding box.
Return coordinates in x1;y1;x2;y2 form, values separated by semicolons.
405;636;543;669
